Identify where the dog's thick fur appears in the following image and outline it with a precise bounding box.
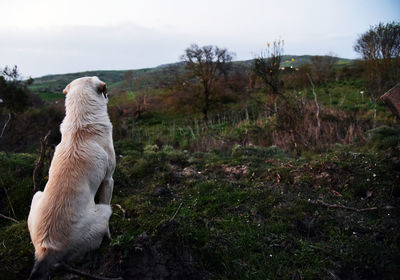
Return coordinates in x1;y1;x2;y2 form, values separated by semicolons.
27;77;115;280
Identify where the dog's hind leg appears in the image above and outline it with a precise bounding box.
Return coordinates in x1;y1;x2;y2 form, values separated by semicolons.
97;177;114;240
68;204;112;260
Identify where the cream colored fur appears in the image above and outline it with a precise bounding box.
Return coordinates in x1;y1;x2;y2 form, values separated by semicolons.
27;77;115;277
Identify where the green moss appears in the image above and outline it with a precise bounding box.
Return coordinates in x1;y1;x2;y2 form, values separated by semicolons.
0;221;33;280
0;152;37;219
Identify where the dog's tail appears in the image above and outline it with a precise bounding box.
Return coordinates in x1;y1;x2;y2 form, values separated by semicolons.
28;253;58;280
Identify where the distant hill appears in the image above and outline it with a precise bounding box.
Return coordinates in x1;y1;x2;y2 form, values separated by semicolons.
28;55;353;95
28;68;160;95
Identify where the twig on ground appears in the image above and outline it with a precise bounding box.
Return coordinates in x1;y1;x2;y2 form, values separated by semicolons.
3;186;17;219
59;263;123;280
0;213;19;223
32;130;51;194
170;202;183;222
326;269;340;280
114;204;126;218
308;199;379;212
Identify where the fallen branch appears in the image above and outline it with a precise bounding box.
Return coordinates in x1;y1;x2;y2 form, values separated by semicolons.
59;263;123;280
32;130;51;194
308;199;379;212
0;213;19;223
170;202;183;222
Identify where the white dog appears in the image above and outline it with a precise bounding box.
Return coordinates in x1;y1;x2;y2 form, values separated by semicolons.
27;77;115;280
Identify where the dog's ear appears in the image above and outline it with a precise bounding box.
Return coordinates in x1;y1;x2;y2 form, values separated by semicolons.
63;84;71;95
97;82;107;97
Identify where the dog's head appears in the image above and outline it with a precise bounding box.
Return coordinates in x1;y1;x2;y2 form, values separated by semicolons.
63;76;108;101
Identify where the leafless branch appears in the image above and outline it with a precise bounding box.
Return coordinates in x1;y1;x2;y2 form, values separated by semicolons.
306;73;321;128
0;112;11;138
308;199;381;212
33;130;51;194
0;213;19;223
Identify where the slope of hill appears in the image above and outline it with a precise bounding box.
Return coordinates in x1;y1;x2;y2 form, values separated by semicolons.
28;68;154;95
2;50;400;280
28;55;353;95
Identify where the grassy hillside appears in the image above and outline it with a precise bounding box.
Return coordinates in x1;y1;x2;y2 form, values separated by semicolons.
1;87;398;279
28;55;353;97
0;132;399;279
29;69;143;95
2;53;399;280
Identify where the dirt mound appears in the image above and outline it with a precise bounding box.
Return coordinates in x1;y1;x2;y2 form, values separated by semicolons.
121;221;209;280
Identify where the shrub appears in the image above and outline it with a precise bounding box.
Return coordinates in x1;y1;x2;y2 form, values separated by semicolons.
143;144;158;155
130;158;151;178
0;152;36;220
160;145;186;164
232;144;287;159
114;139;143;155
367;125;400;150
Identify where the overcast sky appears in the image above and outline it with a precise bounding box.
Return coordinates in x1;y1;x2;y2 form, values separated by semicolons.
1;0;399;77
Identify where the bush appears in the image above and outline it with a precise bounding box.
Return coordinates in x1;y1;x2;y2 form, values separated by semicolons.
160;145;186;164
0;152;36;220
1;106;63;152
130;158;151;178
232;144;287;159
114;139;143;155
367;125;400;150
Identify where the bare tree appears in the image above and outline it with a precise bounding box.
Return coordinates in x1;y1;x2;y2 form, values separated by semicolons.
310;53;338;84
122;70;134;91
132;90;155;120
181;44;234;121
354;21;400;118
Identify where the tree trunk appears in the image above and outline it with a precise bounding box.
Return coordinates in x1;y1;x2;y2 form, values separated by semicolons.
203;89;209;122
